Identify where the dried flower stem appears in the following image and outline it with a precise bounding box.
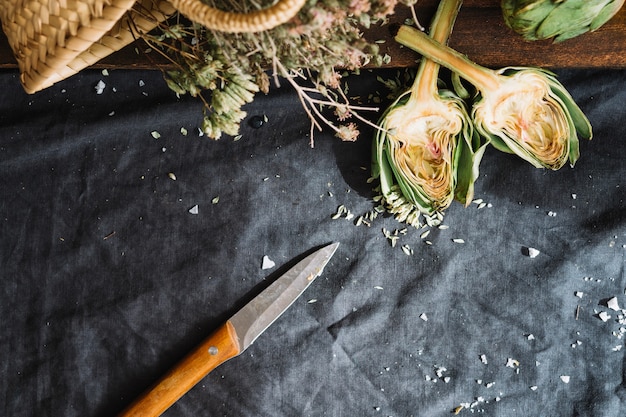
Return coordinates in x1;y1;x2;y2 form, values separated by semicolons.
273;58;381;146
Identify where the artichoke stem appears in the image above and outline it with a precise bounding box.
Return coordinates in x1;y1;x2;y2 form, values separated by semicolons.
410;0;464;101
397;25;501;93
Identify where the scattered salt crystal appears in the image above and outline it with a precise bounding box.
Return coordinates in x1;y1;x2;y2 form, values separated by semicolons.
598;311;611;322
151;131;161;139
261;255;275;270
607;297;621;311
530;386;538;391
526;333;535;340
506;358;519;368
452;238;465;244
560;375;570;384
374;286;384;290
612;345;623;352
95;80;106;94
101;69;109;76
180;127;188;136
139;80;145;87
523;247;540;258
547;211;557;217
480;354;488;364
571;193;577;199
168;172;176;181
419;313;428;322
188;205;199;215
575;291;584;298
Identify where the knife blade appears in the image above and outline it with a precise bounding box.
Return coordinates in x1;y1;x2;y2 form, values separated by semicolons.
118;242;339;417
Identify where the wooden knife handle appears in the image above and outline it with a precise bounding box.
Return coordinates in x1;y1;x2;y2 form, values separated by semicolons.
118;321;241;417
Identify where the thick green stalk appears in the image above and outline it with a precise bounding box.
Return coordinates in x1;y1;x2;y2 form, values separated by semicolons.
398;24;501;93
411;0;464;101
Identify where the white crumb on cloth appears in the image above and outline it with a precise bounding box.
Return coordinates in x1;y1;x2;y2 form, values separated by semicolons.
261;255;275;270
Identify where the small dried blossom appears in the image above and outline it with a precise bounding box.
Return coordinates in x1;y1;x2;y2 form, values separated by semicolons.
335;105;353;121
336;123;360;142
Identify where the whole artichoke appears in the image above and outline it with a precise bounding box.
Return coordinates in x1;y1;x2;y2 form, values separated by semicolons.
502;0;625;42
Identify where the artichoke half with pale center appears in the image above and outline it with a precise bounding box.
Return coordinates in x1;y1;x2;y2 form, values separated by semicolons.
375;88;476;214
373;0;485;218
502;0;625;42
473;67;588;169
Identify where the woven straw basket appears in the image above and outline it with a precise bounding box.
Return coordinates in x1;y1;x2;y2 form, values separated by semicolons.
0;0;306;94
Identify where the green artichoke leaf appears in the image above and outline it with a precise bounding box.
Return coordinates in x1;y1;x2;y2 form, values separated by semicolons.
544;73;593;142
544;73;592;165
372;92;409;200
452;116;489;206
502;0;554;39
591;0;626;30
537;0;603;41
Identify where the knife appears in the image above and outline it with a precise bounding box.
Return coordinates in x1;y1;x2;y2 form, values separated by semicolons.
117;242;339;417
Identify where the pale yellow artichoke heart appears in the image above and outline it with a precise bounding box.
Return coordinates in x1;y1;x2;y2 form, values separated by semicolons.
476;71;570;168
385;99;463;204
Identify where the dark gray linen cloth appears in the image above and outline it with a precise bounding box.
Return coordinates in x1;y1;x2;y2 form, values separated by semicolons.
0;67;625;417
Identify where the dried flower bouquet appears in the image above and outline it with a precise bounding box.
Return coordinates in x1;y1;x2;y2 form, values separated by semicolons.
135;0;414;141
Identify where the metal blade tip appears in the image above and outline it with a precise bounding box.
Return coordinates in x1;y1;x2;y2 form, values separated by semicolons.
229;242;340;350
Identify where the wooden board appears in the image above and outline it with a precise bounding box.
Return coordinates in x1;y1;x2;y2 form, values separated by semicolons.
368;0;626;69
1;0;625;70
